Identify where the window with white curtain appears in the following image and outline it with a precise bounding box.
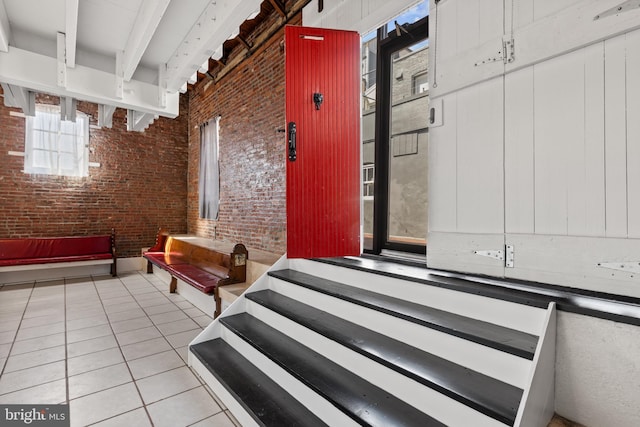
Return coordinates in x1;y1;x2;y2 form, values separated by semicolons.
199;116;220;220
24;104;89;177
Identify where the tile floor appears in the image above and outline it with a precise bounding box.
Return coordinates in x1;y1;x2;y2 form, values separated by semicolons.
0;272;239;427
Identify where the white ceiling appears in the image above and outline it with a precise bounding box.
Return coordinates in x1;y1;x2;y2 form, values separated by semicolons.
0;0;262;129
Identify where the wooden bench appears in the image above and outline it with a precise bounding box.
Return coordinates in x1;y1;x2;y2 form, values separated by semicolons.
143;233;248;317
0;229;117;276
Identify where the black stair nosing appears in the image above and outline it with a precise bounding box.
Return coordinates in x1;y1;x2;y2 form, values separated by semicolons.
315;256;552;309
268;269;538;360
190;339;328;427
220;313;447;427
246;289;522;426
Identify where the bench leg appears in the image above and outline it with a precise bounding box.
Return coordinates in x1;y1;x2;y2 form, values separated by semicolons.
213;289;221;319
111;260;117;277
169;277;177;293
146;260;153;274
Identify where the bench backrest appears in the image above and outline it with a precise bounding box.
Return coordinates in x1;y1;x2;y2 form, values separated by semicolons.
0;235;113;260
162;237;247;283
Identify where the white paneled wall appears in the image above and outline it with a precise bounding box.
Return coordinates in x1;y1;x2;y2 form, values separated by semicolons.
428;0;640;295
302;0;421;35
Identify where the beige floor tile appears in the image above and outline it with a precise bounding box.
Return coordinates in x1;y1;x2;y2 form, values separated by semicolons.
106;308;148;323
0;379;66;405
182;307;207;318
91;408;152;427
101;295;136;306
116;326;162;346
136;366;200;404
0;343;11;359
10;333;65;355
19;314;63;329
0;361;66;395
110;316;153;334
68;363;133;400
104;302;141;314
149;310;189;325
67;335;118;358
127;350;185;380
0;319;20;333
66;314;109;331
193;316;214;328
176;346;189;363
67;307;105;321
15;322;65;341
68;347;124;376
120;337;172;361
144;303;180;316
146;387;221;427
190;412;237;427
138;298;170;309
69;382;142;427
174;300;195;309
67;324;113;344
4;345;66;373
165;329;202;349
23;308;64;320
156;318;200;336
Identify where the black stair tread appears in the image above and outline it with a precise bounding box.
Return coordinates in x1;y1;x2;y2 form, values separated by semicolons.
221;313;447;427
190;339;328;427
269;269;538;360
247;289;522;426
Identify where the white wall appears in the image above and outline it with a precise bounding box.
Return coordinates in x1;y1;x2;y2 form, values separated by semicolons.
302;0;421;35
556;312;640;427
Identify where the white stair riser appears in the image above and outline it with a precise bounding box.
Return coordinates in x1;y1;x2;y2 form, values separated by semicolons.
219;325;360;427
289;259;546;335
190;357;260;427
246;300;509;427
267;278;531;389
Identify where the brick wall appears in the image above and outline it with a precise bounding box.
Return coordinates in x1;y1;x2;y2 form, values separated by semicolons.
187;13;301;255
0;90;189;257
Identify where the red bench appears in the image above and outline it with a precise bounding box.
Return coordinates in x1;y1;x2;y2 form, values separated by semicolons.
0;230;117;276
143;233;247;317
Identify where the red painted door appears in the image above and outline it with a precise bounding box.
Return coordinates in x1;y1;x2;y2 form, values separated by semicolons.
285;25;361;259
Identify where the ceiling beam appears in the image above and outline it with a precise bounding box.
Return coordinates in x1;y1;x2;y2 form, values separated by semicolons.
98;104;116;128
267;0;286;17
65;0;79;67
0;46;179;118
237;35;252;51
0;0;10;52
1;83;35;116
162;0;262;93
122;0;171;81
127;109;156;132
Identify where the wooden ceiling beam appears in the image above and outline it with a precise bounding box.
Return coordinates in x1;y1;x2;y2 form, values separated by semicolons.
267;0;286;17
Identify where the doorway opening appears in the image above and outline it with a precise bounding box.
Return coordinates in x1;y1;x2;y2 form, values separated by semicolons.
362;3;429;257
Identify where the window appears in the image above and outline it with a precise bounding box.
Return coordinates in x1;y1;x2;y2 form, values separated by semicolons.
25;105;89;177
363;163;374;199
199;116;220;220
412;71;428;95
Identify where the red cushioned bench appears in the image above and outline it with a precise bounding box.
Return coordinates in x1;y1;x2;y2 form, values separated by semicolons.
0;230;117;277
143;232;247;318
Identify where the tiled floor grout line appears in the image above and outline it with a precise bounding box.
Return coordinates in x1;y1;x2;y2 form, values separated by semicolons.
63;277;70;406
90;273;156;427
0;281;35;379
2;272;230;426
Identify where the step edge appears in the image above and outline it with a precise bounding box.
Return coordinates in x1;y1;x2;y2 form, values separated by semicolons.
268;270;536;360
247;290;521;426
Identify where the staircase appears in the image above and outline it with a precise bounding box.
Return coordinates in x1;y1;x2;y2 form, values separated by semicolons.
189;256;556;427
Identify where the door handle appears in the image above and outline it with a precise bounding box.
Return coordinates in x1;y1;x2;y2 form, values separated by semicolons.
288;121;297;161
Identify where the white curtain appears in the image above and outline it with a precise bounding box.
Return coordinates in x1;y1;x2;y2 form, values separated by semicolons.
25;104;88;177
199;116;220;220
